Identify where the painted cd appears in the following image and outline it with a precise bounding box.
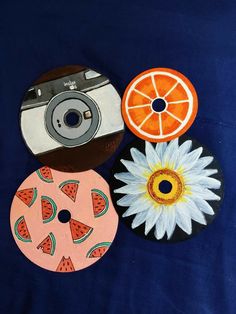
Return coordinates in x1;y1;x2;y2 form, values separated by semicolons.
20;65;124;172
110;137;224;242
10;167;118;272
122;68;198;142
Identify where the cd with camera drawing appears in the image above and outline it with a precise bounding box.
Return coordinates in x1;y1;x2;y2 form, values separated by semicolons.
20;65;124;172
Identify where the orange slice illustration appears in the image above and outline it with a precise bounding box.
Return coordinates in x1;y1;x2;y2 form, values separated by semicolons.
122;68;198;142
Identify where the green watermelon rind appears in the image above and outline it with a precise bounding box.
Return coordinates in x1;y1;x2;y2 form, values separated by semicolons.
48;232;56;256
36;168;53;183
14;216;32;243
91;189;109;218
73;227;93;244
29;188;38;207
59;180;80;189
41;196;57;224
86;242;111;258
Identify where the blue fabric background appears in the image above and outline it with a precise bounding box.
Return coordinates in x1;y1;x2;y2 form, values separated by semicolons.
0;1;235;313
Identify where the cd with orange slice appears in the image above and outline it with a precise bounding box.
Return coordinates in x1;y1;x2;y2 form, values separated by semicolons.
122;68;198;142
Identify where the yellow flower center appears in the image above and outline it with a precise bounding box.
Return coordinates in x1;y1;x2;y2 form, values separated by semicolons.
147;168;184;205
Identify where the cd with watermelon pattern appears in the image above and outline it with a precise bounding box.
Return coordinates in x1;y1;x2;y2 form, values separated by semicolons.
10;167;118;272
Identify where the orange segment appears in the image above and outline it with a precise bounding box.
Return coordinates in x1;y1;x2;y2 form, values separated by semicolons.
128;90;152;107
122;68;198;142
161;112;181;135
154;75;176;98
128;106;152;126
135;76;157;100
165;83;188;103
167;102;189;121
141;112;160;136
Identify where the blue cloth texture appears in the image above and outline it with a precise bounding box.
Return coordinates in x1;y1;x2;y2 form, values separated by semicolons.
0;1;235;313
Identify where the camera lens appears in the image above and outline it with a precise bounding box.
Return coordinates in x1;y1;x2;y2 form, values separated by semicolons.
64;109;82;128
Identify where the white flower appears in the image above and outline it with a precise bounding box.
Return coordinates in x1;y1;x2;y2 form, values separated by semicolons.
114;139;221;240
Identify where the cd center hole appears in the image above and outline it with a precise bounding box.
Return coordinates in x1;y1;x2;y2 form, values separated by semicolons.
152;98;166;112
64;110;81;127
58;209;71;223
159;180;172;194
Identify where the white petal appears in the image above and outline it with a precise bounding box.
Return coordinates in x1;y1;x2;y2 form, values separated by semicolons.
168;139;180;168
144;206;162;235
168;153;180;170
165;206;177;239
114;172;146;184
189;196;214;215
184;174;202;185
130;148;148;168
199;177;221;189
189;185;221;201
184;175;221;189
193;156;214;170
145;141;161;170
123;205;147;217
114;183;146;195
117;194;138;207
202;169;218;177
175;202;192;235
121;159;151;178
155;142;167;160
184;198;206;225
154;208;167;240
182;147;203;171
178;140;192;157
163;139;179;167
175;140;192;168
184;168;218;178
122;196;151;217
131;211;149;229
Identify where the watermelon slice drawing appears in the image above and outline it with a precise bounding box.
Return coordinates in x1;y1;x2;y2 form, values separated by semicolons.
56;256;75;272
59;180;80;202
16;188;37;207
69;218;93;244
86;242;111;258
91;189;109;218
37;232;56;256
14;216;32;242
41;196;57;224
36;166;53;183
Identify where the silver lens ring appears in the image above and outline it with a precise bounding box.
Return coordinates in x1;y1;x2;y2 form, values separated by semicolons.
45;91;101;147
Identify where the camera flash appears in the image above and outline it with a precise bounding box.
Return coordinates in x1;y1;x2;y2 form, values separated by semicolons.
84;110;92;119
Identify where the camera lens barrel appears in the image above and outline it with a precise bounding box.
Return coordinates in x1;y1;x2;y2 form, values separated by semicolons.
45;91;101;147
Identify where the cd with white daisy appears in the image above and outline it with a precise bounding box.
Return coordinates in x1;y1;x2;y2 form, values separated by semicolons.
110;137;223;242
